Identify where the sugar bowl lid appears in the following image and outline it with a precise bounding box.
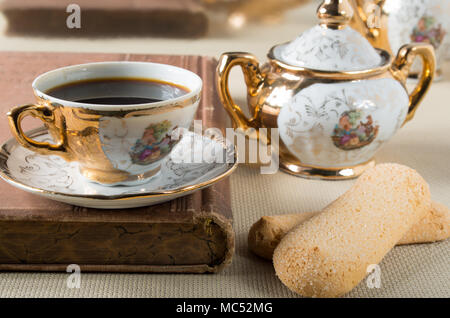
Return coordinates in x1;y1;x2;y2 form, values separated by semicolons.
274;0;383;72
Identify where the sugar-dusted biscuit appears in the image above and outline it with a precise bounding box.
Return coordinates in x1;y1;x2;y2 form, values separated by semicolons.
399;201;450;244
273;164;431;298
249;212;317;260
249;201;450;260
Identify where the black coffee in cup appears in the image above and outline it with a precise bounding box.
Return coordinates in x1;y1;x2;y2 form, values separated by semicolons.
46;77;190;105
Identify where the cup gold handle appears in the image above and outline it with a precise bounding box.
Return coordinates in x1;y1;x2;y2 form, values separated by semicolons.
391;43;436;125
216;52;264;138
7;103;72;160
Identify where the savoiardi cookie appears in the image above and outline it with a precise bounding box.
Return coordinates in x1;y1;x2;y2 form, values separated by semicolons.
249;201;450;260
273;164;431;298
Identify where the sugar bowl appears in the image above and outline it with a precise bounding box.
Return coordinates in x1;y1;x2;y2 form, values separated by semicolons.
216;0;435;180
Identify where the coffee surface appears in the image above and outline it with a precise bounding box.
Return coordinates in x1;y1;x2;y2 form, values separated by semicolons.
75;97;162;105
46;78;190;105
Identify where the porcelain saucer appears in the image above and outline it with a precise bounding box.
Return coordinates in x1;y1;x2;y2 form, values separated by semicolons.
0;127;237;209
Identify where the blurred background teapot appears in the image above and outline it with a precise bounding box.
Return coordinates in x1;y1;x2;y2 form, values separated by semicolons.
350;0;450;78
217;0;435;180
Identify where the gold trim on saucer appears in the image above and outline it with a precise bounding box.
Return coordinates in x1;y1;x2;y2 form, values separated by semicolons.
0;127;238;202
79;165;162;185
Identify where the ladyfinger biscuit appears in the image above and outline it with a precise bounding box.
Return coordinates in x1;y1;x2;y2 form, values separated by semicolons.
273;164;431;298
398;201;450;244
249;201;450;260
248;212;318;260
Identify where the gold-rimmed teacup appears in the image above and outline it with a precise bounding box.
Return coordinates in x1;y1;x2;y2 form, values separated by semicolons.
7;62;202;186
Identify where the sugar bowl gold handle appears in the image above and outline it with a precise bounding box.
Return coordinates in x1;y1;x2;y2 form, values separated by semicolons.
7;103;72;160
391;43;436;125
216;52;265;137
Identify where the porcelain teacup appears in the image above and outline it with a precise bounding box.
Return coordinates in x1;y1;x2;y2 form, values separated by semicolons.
7;62;202;186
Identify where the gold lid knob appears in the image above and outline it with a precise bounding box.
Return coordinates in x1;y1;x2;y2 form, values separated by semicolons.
317;0;354;29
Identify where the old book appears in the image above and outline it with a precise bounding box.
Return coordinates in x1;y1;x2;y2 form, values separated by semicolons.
0;52;234;273
1;0;208;38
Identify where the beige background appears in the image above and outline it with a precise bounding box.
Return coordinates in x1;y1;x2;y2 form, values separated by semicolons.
0;1;449;298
